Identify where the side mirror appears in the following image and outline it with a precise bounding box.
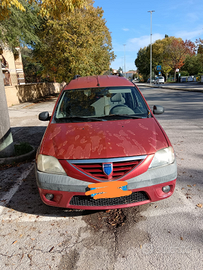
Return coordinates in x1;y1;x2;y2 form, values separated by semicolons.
153;105;164;115
39;111;51;121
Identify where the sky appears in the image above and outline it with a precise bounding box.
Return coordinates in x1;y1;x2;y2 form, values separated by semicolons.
93;0;203;72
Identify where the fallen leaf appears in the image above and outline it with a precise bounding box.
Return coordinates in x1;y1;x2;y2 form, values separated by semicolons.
180;237;183;241
187;185;192;187
27;254;32;261
12;240;17;245
196;204;202;208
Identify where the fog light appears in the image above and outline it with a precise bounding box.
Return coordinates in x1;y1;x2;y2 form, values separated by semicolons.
162;185;171;193
45;193;54;200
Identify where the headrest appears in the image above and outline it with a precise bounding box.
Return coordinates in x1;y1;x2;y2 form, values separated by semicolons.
111;93;123;102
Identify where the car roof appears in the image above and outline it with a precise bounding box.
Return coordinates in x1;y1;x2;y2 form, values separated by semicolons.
64;75;133;90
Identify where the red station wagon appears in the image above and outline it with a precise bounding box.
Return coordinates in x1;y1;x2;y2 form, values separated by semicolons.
35;75;177;210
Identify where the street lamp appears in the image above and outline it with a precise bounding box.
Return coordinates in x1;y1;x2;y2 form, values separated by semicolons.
148;10;155;86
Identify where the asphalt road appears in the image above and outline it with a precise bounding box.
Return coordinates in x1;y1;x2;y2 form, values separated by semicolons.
0;87;202;270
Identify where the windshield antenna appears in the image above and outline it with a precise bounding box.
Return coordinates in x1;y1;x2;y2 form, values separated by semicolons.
96;76;100;86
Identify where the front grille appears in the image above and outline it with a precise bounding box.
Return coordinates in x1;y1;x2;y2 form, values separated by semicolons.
72;158;144;180
69;191;149;207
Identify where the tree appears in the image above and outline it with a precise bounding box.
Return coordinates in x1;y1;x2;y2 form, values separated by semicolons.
21;47;44;83
135;36;195;81
0;0;25;20
0;0;87;157
0;0;87;20
180;54;203;76
152;37;173;80
135;46;150;81
0;1;41;49
196;38;203;73
0;0;41;157
117;67;123;73
32;3;115;82
164;38;195;80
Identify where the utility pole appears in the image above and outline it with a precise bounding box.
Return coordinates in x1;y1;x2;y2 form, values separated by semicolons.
148;10;155;86
0;61;14;157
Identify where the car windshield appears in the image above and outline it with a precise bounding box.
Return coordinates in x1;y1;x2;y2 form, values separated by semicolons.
54;86;149;122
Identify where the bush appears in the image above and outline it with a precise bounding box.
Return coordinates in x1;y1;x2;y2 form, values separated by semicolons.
180;71;189;76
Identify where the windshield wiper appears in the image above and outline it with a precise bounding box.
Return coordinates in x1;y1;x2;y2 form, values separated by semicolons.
55;116;106;122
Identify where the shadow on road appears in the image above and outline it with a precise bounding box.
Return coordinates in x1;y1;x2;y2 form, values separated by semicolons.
11;126;47;149
6;167;100;218
5;165;150;222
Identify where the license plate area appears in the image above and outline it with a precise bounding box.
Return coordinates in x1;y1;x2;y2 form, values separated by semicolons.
85;182;131;199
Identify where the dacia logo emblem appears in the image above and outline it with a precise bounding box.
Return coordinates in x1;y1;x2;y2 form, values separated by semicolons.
102;163;113;177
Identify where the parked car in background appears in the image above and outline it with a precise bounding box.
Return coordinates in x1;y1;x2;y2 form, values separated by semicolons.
36;75;177;210
147;78;155;83
154;76;165;84
132;78;139;83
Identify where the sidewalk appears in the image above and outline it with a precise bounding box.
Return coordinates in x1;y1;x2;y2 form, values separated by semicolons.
137;82;203;92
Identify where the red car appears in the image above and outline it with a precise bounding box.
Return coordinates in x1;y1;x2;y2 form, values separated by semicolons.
35;75;177;210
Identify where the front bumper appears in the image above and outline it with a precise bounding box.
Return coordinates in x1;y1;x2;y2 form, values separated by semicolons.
35;161;177;210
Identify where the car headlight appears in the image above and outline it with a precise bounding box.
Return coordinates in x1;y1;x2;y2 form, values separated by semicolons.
37;154;67;175
149;147;175;169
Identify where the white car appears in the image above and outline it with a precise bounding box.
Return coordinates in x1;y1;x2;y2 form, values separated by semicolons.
154;76;165;84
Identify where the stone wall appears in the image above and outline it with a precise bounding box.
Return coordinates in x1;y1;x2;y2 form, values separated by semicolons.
5;82;65;107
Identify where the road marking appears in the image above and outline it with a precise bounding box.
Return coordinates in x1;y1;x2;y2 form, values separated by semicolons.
0;162;34;215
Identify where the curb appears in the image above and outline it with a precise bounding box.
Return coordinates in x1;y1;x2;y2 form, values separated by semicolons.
0;145;36;165
137;83;203;93
156;85;203;93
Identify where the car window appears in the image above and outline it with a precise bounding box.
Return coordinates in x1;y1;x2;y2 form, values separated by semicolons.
54;86;149;122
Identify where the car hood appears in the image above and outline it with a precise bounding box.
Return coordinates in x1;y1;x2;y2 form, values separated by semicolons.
40;118;168;159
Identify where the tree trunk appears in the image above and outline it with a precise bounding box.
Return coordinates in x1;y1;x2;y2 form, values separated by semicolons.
174;69;176;82
0;64;15;157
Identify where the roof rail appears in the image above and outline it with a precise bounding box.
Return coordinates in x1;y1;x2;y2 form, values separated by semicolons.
73;75;81;79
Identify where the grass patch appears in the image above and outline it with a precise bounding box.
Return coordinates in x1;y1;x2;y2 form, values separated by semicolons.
14;142;33;156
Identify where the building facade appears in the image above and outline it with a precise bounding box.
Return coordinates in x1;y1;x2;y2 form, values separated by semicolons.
0;46;25;86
